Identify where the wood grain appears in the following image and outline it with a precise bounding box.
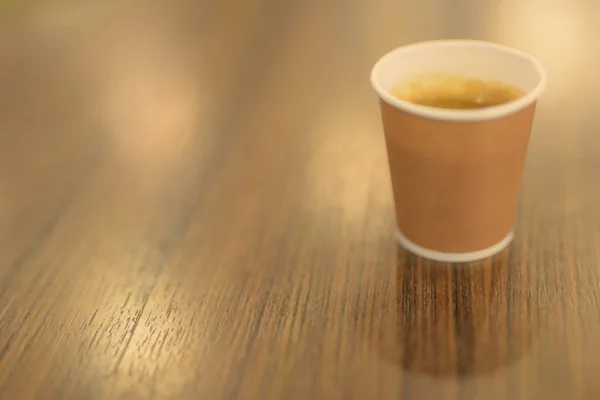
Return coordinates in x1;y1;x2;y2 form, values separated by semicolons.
1;0;599;399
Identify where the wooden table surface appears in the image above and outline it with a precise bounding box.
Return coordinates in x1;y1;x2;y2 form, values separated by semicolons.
1;0;599;399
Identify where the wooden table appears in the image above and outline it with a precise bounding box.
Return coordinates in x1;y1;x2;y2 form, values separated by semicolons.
1;1;599;399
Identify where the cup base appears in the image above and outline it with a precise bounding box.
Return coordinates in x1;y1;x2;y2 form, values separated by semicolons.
395;229;514;263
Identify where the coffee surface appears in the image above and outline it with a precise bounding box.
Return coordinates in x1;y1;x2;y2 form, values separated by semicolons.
391;73;525;109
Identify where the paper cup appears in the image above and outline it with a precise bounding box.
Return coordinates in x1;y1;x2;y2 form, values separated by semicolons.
371;40;546;262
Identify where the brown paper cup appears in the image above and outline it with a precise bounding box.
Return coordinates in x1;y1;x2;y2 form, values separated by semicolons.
371;40;546;262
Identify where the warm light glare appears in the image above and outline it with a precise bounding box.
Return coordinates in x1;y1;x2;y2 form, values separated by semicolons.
305;100;390;223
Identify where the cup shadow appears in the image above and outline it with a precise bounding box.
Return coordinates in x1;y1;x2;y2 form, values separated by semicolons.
389;246;539;377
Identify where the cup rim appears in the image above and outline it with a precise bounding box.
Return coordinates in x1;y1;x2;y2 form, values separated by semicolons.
370;40;547;122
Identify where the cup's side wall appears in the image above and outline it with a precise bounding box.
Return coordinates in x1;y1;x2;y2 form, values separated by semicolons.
380;99;537;253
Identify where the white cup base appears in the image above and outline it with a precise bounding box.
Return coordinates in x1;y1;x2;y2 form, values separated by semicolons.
395;229;514;263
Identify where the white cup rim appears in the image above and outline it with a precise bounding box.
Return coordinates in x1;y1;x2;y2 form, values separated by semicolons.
370;40;547;122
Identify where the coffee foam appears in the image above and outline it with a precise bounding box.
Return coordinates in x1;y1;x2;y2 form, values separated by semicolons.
391;73;525;108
